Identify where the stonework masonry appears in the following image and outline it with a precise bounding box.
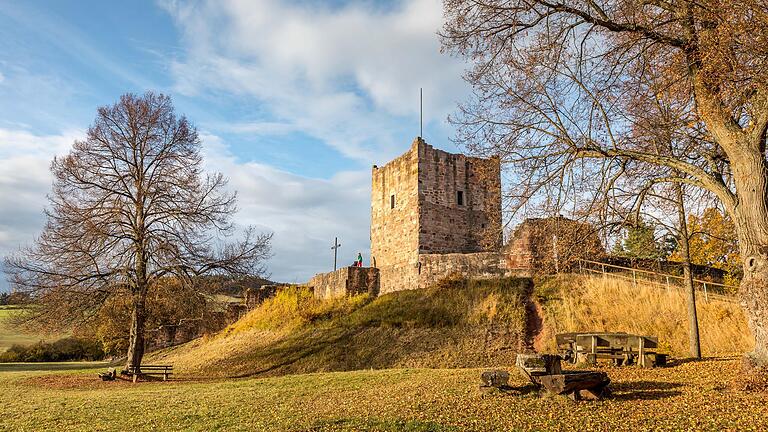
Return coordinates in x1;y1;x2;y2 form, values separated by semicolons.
371;138;503;294
302;141;610;299
417;252;506;289
308;266;380;300
504;216;605;275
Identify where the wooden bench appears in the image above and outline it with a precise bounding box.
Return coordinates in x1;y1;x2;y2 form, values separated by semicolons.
556;332;667;368
125;365;173;383
516;353;611;400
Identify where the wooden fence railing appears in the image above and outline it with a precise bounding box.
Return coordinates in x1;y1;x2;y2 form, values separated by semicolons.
577;259;738;303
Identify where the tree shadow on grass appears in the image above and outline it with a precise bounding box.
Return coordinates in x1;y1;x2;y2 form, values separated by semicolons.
610;380;684;401
0;361;108;372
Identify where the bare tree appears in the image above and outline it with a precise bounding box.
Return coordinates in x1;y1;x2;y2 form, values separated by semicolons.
4;92;272;370
441;1;768;368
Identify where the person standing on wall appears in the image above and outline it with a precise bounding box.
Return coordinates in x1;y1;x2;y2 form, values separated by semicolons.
357;252;363;267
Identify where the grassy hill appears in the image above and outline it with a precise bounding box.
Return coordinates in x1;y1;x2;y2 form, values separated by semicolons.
534;275;753;356
152;277;532;378
0;306;64;353
154;273;752;379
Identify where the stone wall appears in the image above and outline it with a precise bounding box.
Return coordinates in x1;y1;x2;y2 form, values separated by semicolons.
418;141;502;254
504;216;605;274
244;285;280;309
308;266;380;300
417;252;507;289
371;139;420;294
370;137;503;294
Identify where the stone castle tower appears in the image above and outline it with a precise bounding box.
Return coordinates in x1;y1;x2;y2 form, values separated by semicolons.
370;137;503;294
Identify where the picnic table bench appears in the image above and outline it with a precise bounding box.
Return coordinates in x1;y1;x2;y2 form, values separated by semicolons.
125;364;173;383
556;332;667;367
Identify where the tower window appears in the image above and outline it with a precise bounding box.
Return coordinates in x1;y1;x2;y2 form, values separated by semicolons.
390;194;395;209
457;190;464;206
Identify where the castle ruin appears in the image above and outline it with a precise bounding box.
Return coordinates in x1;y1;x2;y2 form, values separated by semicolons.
371;137;504;294
309;137;508;298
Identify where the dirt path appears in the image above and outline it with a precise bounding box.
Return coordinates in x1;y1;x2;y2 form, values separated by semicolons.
522;285;545;353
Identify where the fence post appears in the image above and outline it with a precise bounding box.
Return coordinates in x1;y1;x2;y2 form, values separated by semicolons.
633;269;637;287
666;275;670;292
601;263;606;280
703;282;709;303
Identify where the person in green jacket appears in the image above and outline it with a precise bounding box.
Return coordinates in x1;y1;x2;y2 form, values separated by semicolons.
357;252;363;267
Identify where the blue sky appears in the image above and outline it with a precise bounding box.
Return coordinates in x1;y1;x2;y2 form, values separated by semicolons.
0;0;472;289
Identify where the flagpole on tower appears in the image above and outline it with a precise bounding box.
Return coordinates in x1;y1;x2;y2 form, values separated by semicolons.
420;87;423;138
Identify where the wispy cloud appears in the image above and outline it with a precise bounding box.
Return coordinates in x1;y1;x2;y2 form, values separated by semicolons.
0;128;371;288
0;2;153;90
161;0;469;163
200;133;371;282
0;128;83;290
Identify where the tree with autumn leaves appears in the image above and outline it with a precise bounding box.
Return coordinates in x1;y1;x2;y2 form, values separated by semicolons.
442;0;768;368
4;93;272;370
671;208;741;286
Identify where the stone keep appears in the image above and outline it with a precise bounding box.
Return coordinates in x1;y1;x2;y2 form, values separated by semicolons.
371;137;503;294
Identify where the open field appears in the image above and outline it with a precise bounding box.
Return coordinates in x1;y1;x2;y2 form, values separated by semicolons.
0;357;766;431
0;306;64;353
0;275;758;431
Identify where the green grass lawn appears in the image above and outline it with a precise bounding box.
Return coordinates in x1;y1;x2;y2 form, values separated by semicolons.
0;306;64;352
0;357;766;431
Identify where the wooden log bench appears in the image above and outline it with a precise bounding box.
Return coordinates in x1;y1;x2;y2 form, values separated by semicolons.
516;353;611;401
556;332;667;368
125;365;173;383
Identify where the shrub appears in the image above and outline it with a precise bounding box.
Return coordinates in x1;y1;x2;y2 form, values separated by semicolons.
0;337;105;362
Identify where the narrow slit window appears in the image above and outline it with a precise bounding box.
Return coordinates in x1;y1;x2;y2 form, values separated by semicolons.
457;190;464;206
390;194;395;209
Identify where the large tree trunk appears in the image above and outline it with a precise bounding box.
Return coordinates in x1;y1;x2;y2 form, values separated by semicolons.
731;153;768;369
674;181;701;359
125;292;147;371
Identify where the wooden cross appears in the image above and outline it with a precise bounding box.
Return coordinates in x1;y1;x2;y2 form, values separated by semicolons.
331;237;341;271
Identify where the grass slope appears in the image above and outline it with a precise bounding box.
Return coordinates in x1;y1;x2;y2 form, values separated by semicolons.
1;358;767;431
0;306;64;353
152;277;531;378
535;274;753;356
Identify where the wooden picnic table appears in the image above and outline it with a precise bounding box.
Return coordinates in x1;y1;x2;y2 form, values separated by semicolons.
556;332;666;367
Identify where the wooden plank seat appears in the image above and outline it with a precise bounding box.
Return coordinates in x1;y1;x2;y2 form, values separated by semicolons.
515;353;611;400
125;365;173;383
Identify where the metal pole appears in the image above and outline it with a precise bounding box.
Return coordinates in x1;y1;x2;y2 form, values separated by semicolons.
703;282;709;302
420;88;423;138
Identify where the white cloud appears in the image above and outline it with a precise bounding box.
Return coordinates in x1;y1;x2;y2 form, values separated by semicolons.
0;128;82;290
0;128;371;289
161;0;469;162
200;133;371;283
0;71;4;84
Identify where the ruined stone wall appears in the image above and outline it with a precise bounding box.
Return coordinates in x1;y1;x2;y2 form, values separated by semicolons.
308;266;380;300
417;252;507;289
418;142;502;254
503;216;605;274
370;138;504;294
371;139;421;294
244;285;280;309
